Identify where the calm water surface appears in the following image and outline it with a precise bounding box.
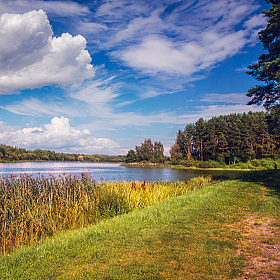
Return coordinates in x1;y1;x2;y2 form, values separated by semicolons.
0;162;245;182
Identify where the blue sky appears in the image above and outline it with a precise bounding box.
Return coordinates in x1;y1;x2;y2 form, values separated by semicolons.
0;0;270;155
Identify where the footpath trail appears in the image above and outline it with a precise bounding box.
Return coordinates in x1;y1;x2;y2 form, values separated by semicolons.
235;215;280;279
234;170;280;280
0;170;279;280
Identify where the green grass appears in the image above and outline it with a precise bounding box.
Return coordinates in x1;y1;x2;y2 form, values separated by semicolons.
1;170;279;279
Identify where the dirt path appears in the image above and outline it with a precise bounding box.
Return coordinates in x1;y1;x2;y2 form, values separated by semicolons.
235;216;280;280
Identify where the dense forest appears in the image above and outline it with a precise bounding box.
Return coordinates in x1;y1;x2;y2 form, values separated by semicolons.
0;145;125;163
169;109;280;164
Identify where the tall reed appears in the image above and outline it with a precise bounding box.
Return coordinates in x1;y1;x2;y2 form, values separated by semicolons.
0;173;214;255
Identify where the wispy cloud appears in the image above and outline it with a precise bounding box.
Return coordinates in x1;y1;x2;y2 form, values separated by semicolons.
2;86;264;130
1;75;121;118
108;0;265;77
69;76;119;105
244;13;267;29
113;30;247;76
95;0;148;19
1;98;84;117
0;0;90;16
201;93;251;104
76;21;109;34
235;66;249;72
102;11;164;48
191;104;264;122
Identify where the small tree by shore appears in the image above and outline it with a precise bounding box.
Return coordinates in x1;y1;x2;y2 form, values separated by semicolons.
125;139;165;163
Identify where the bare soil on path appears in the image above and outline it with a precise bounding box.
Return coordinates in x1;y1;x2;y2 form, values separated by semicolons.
235;216;280;280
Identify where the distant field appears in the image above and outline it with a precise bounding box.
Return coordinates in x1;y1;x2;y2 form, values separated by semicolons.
1;170;279;279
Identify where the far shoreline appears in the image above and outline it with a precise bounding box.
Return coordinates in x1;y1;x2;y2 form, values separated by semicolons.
120;162;256;171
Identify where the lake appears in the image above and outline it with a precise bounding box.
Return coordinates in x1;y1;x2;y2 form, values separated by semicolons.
0;162;247;182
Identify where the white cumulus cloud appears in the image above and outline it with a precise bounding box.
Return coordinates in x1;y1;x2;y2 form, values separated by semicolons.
0;116;119;153
0;9;95;93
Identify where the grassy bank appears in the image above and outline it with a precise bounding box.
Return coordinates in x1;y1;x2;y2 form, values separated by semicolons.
122;157;280;170
1;170;279;279
0;174;212;255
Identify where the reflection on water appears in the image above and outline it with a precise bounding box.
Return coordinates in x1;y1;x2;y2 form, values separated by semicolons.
0;162;245;182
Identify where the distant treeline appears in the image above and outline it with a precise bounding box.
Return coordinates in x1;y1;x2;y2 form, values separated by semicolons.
0;145;125;163
170;109;280;164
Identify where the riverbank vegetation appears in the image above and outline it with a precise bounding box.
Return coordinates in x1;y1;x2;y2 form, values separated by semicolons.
0;173;213;255
123;157;280;170
170;157;280;170
1;170;279;279
0;145;125;162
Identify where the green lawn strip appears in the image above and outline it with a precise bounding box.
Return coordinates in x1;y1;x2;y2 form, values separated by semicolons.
1;170;279;280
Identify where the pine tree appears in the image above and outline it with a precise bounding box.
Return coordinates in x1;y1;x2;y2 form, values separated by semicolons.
246;0;280;109
194;118;206;161
169;143;183;160
176;130;188;159
125;149;138;163
153;141;164;163
204;117;219;161
184;124;195;159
